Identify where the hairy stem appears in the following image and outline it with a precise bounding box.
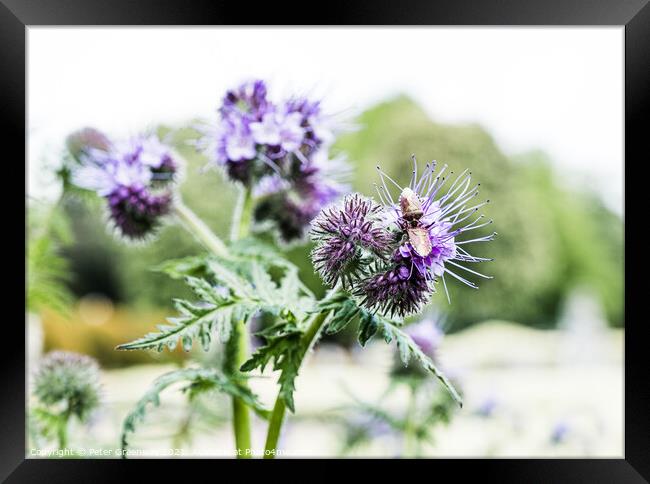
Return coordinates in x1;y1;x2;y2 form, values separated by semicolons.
263;304;335;458
173;200;228;258
225;187;255;458
231;186;255;241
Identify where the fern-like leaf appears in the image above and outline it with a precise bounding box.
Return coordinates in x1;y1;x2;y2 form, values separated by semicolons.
120;367;268;453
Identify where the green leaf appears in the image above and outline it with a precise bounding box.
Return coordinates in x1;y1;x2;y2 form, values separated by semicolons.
376;321;463;407
120;367;268;453
240;318;304;413
118;250;315;353
324;297;361;335
321;293;463;407
153;256;207;279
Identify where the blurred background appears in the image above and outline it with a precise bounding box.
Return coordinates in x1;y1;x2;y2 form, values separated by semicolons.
27;27;623;457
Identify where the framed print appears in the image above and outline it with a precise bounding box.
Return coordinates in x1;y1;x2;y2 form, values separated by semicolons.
4;0;648;481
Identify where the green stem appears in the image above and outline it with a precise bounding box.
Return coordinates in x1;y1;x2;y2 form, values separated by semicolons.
173;200;228;258
224;319;253;458
231;186;255;241
225;187;255;458
57;412;69;450
403;384;418;458
263;306;333;459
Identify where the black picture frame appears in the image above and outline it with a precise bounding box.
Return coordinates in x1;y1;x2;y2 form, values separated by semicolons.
5;0;647;481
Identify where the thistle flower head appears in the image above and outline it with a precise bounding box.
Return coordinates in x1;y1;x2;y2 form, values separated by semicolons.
310;155;494;319
70;133;178;240
373;156;496;301
311;194;392;286
33;351;101;421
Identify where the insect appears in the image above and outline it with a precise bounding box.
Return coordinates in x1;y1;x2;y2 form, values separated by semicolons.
407;226;433;257
399;187;424;221
399;188;433;257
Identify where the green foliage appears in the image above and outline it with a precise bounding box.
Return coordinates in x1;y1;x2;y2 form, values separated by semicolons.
338;382;457;456
117;248;314;353
320;293;463;406
244;292;462;414
27;202;74;315
240;315;305;412
120;367;268;452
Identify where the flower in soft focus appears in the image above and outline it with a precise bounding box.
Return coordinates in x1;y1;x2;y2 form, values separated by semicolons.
311;156;494;318
311;194;392;287
391;317;446;379
404;318;444;357
65;127;112;162
70;133;178;240
475;396;498;418
201;80;349;242
550;420;571;444
33;351;101;421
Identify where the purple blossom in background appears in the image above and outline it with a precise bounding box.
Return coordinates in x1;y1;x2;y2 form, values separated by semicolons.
71;133;178;240
475;396;498;418
202;79;349;241
404;318;444;357
550;420;571;444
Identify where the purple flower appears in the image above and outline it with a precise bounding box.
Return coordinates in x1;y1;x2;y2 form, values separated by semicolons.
475;396;498;417
221;79;269;121
311;194;392;286
357;266;431;318
550;420;570;444
65;127;111;162
220;121;257;162
374;157;496;301
310;156;494;319
71;133;177;240
200;79;350;240
404;318;444;357
249;111;305;152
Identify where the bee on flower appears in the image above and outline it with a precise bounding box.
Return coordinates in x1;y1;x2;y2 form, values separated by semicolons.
311;156;495;318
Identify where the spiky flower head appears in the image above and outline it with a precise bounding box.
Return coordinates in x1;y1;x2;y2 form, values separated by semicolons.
311;194;392;287
311;156;495;318
201;80;349;242
70;133;178;240
32;351;101;421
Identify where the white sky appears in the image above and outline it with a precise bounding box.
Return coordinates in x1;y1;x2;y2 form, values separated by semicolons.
28;27;623;214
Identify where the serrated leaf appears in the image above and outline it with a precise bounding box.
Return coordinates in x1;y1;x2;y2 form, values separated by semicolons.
120;367;269;453
153;256;207;279
325;298;361;335
240;319;304;413
376;321;463;407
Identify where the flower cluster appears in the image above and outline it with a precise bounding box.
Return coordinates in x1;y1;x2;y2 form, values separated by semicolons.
311;157;495;318
202;80;347;242
32;351;102;421
68;130;178;240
